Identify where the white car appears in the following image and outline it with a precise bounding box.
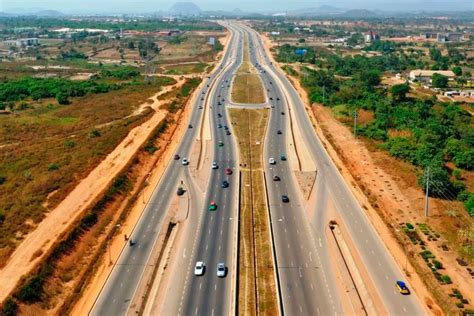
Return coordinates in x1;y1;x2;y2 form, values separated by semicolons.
194;261;205;276
212;161;219;169
269;157;276;165
182;158;189;165
217;262;226;277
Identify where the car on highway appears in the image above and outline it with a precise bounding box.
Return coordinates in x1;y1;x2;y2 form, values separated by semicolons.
177;187;185;196
218;141;224;147
396;281;410;295
218;113;222;118
182;158;189;165
272;175;280;181
217;123;222;128
281;195;290;203
226;131;231;135
225;168;233;175
217;101;222;106
276;97;280;101
269;97;273;100
174;154;180;160
224;126;228;130
201;97;204;101
212;162;219;169
209;201;218;211
188;124;193;128
217;263;226;277
194;261;205;276
199;105;203;109
277;130;282;135
281;111;285;115
280;155;287;161
269;158;276;165
221;180;229;188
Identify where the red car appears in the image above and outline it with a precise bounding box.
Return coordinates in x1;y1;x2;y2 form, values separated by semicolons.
225;168;233;175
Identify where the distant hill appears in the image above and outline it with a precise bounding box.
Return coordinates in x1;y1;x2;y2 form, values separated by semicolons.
339;9;377;18
1;8;65;17
287;5;343;16
34;10;65;17
169;2;202;16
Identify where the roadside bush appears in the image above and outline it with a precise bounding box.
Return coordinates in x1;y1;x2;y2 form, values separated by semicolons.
441;274;452;284
465;194;474;217
16;275;44;302
1;298;18;316
0;176;5;185
432;260;443;270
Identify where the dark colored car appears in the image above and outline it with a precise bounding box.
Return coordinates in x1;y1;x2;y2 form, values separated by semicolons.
174;154;180;160
281;195;290;203
225;168;233;175
277;130;282;135
226;131;231;135
280;155;287;161
281;112;285;115
177;187;185;196
188;124;193;128
273;175;280;181
221;180;229;188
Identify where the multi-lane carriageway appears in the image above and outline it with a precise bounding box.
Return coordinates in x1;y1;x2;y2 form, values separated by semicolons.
91;21;426;316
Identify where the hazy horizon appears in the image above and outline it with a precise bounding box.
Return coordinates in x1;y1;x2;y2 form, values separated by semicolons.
1;0;473;14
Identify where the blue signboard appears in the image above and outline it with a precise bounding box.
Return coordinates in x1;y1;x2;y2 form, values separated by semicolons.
295;48;307;56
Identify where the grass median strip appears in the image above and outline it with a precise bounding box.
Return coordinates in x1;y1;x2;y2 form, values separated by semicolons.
231;34;265;104
229;108;278;315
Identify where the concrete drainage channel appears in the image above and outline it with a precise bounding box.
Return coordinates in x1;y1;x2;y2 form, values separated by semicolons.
329;220;377;316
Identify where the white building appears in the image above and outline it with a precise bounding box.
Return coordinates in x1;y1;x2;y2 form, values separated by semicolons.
4;38;39;48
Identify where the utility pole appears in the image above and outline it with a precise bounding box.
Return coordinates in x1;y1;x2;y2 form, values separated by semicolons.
353;110;358;137
424;166;430;217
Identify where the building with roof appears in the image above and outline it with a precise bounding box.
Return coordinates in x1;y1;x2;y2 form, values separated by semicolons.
409;70;455;83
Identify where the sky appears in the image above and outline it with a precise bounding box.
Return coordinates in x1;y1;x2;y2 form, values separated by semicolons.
1;0;473;13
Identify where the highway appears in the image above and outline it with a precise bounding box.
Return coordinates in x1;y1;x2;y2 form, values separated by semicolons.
90;24;240;316
91;20;425;316
174;24;242;316
242;24;344;314
241;23;425;315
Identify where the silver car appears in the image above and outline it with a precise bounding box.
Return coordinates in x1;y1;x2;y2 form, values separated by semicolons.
217;262;226;277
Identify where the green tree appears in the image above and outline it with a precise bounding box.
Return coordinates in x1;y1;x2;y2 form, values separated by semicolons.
56;92;70;105
429;47;442;62
390;83;410;101
452;66;462;76
431;73;448;88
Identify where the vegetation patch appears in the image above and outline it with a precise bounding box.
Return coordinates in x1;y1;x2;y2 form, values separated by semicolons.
229;108;278;315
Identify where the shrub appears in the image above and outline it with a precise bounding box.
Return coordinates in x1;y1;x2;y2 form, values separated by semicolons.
47;163;59;171
432;260;443;270
1;298;18;316
90;128;101;138
406;223;414;230
64;139;76;148
16;275;44;302
441;274;452;284
0;210;5;223
0;176;5;185
465;194;474;217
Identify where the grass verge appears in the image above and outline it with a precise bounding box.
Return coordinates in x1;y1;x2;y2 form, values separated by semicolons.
231;34;265;104
229;108;278;315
